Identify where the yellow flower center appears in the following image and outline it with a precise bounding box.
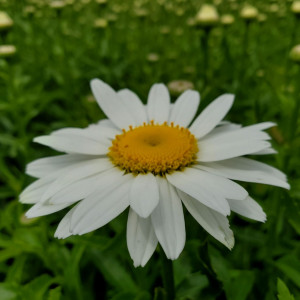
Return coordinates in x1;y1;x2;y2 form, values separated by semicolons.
108;121;198;175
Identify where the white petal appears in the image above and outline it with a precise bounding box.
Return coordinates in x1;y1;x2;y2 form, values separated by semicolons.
189;94;234;139
26;201;71;218
51;125;119;142
86;123;120;140
168;90;200;127
244;122;276;131
147;83;170;124
70;173;132;235
49;171;109;204
34;135;109;155
179;190;234;249
202;123;242;140
40;158;113;203
228;196;266;222
19;166;74;204
130;173;159;218
204;122;274;142
54;207;76;239
200;122;273;144
253;148;277;155
90;79;136;129
166;168;232;216
20;177;54;204
26;154;92;178
97;119;119;130
197;138;271;162
196;157;289;189
118;89;148;125
127;208;158;267
151;178;185;260
189;167;249;201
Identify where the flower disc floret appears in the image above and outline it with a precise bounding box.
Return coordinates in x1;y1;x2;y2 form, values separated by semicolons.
108;121;198;175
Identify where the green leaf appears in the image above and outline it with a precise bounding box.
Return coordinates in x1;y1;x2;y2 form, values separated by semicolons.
62;245;85;300
0;248;23;263
275;255;300;288
12;228;46;253
0;283;20;300
6;255;27;283
176;272;209;299
153;287;167;300
224;270;255;300
173;252;192;286
290;182;300;199
89;248;138;292
47;286;62;300
21;274;58;300
277;278;295;300
111;291;151;300
209;248;255;300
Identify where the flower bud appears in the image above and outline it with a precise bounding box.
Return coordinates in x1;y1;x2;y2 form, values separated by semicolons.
291;1;300;15
221;14;235;26
195;4;219;27
240;5;258;20
0;45;17;57
258;13;267;23
96;0;107;5
290;44;300;63
0;11;13;31
168;80;195;97
93;18;108;28
19;213;39;226
146;53;160;62
49;1;67;10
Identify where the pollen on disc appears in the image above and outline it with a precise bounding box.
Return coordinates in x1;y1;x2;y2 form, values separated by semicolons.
108;122;198;175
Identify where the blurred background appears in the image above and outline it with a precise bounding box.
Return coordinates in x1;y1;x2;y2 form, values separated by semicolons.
0;0;300;299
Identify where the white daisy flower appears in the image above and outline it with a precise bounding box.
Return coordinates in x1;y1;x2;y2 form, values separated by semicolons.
20;79;289;267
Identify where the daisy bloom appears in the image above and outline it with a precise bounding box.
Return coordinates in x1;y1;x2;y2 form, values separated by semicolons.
20;79;289;267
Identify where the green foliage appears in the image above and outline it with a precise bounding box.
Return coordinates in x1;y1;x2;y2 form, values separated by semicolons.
277;278;295;300
0;0;300;299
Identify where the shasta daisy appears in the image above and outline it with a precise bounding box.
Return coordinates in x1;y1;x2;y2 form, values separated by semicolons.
20;79;289;267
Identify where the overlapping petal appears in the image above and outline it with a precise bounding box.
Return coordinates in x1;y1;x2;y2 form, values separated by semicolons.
151;177;185;260
196;123;275;162
169;90;200;127
26;154;92;178
39;158;113;203
118;89;148;125
167;168;238;216
129;173;159;218
195;157;289;189
189;94;234;139
34;134;109;155
91;79;137;129
26;201;71;218
70;172;133;235
127;208;158;267
55;207;76;239
179;190;234;249
228;197;266;222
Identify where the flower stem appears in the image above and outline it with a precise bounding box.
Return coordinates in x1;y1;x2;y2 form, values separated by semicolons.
160;249;175;300
290;65;300;142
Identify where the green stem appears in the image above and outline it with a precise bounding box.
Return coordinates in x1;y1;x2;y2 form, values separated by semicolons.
202;27;211;85
284;64;300;171
160;249;175;300
289;67;300;142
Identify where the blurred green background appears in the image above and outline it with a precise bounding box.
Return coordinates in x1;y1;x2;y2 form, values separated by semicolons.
0;0;300;299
